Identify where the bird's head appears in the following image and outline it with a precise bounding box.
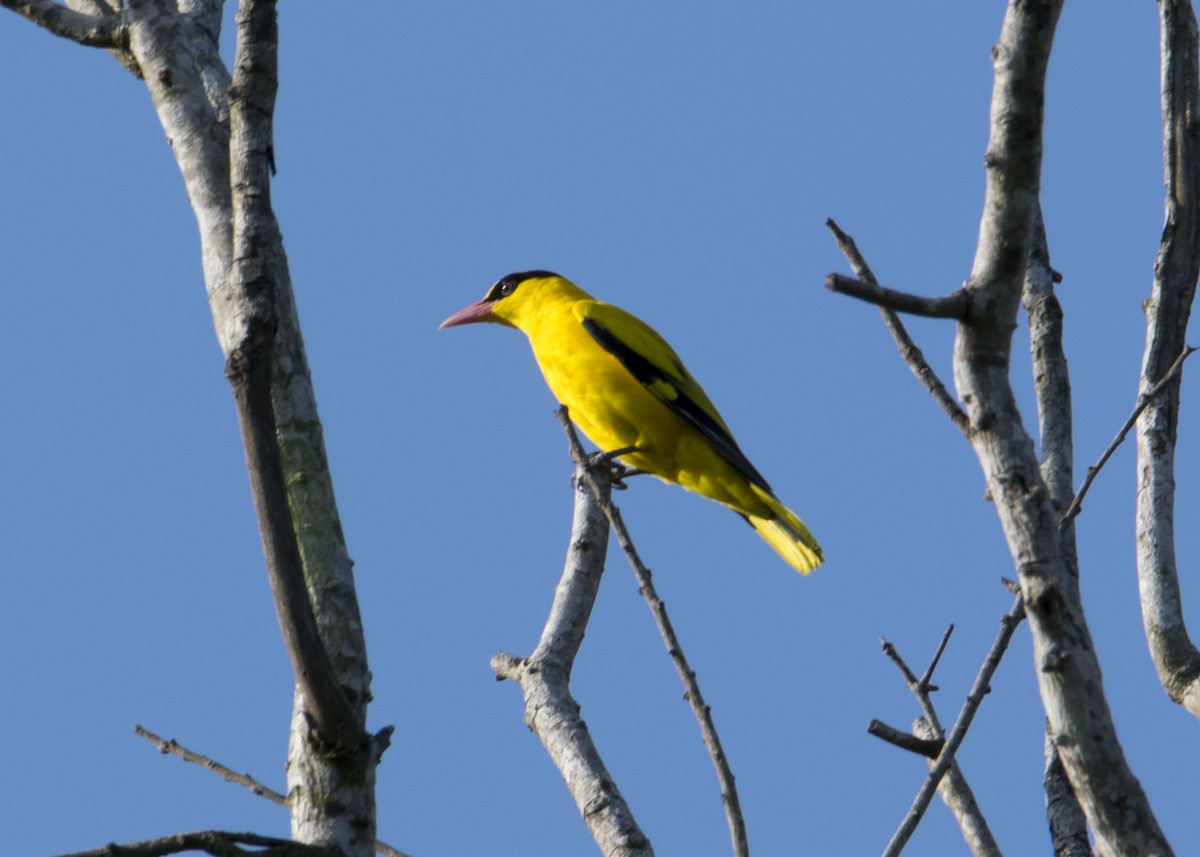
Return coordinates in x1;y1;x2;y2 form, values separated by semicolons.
439;270;581;331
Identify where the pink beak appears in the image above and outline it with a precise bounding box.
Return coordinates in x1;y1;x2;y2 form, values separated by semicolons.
439;299;495;329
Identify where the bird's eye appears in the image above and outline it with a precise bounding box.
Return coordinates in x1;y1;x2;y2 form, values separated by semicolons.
500;280;516;296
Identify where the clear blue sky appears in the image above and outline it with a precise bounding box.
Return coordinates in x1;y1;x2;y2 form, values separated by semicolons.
3;2;1195;855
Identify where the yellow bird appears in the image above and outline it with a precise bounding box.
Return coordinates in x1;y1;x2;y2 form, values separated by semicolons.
440;271;823;574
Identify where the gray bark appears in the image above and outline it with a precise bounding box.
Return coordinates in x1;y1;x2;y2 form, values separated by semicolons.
1;3;380;854
492;466;654;857
953;2;1173;854
1136;0;1200;718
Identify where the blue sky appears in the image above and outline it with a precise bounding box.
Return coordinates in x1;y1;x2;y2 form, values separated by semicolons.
3;2;1195;855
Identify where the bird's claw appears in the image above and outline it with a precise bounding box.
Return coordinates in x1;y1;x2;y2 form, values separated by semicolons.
584;446;644;489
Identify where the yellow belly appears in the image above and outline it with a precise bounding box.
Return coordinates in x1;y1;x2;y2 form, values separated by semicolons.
528;332;771;519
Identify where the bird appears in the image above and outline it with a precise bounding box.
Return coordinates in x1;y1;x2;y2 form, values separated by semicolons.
440;271;823;574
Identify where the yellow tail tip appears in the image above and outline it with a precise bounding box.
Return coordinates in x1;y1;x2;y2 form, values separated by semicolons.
748;486;824;574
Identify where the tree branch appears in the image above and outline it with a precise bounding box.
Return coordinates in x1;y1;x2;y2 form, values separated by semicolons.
1061;344;1196;529
825;273;971;319
867;719;942;759
134;726;408;857
556;408;749;857
947;0;1174;851
1136;0;1200;719
136;724;287;806
226;0;362;755
1020;196;1093;857
0;0;122;48
1021;206;1077;550
913;718;1001;857
51;831;331;857
826;220;970;435
491;457;653;857
875;623;1002;857
882;594;1024;857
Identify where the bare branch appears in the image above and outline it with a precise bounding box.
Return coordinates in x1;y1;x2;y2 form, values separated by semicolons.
1061;344;1196;528
826;219;970;435
875;623;1001;856
136;724;287;806
917;625;954;695
134;726;409;857
50;831;330;857
867;719;942;759
1135;0;1200;719
880;628;951;729
557;408;749;857
1022;207;1077;560
224;0;363;755
945;0;1175;850
826;273;971;320
492;456;653;857
0;0;122;48
913;718;1002;857
883;594;1025;857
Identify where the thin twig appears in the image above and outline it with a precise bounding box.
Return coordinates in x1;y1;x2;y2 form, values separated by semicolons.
917;625;955;693
874;625;1002;856
867;720;943;759
136;725;287;806
1060;344;1197;528
882;594;1025;857
49;830;329;857
134;726;412;857
881;626;952;730
826;273;971;319
825;219;971;435
556;407;749;857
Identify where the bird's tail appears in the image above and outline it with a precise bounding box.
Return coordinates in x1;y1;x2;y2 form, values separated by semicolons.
746;485;824;574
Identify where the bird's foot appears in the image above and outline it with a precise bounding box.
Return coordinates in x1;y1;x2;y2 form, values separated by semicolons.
584;446;644;490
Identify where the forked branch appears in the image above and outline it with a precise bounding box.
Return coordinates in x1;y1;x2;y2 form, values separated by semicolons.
491;452;653;857
881;594;1024;857
826;219;970;435
557;408;749;857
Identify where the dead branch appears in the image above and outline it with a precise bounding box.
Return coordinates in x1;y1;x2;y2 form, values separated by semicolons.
492;452;653;857
826;219;970;435
825;273;971;319
557;408;749;857
49;831;330;857
136;724;287;806
225;0;363;755
1061;344;1196;529
133;725;408;857
867;720;942;759
882;594;1024;857
913;719;1001;857
1135;0;1200;718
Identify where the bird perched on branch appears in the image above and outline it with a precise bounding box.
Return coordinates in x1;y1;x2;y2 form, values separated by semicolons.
440;271;823;574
